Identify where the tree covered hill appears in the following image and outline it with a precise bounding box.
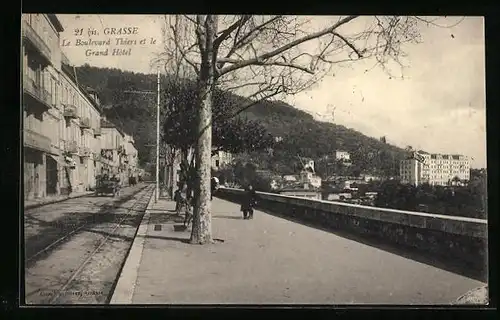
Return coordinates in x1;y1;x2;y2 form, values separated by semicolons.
72;64;408;175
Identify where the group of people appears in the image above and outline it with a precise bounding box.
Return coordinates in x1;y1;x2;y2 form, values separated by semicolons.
128;175;137;186
174;178;259;226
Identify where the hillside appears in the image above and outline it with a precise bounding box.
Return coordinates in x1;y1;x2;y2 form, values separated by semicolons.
71;64;408;175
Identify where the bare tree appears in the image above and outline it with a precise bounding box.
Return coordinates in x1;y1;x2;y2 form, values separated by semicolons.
156;15;462;245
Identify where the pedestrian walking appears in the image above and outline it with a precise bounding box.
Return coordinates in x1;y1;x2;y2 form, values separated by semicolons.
174;186;182;215
240;184;258;220
211;177;219;201
181;185;194;227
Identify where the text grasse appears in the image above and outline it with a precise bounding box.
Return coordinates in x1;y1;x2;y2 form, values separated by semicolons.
61;27;157;57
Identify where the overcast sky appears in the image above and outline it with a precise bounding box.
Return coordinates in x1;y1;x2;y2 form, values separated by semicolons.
56;15;486;168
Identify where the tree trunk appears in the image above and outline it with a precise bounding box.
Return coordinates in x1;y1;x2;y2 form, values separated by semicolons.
190;15;217;245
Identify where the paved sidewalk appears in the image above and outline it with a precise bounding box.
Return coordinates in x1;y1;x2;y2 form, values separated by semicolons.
118;197;485;305
24;190;94;209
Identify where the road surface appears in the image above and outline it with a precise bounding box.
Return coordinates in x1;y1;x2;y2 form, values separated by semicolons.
24;183;154;304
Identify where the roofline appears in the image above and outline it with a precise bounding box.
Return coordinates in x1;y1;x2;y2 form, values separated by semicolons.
47;14;64;32
61;63;103;114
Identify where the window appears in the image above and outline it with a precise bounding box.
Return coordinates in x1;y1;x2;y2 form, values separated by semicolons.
60;120;65;142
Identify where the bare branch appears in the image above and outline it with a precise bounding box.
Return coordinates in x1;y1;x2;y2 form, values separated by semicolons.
182;15;197;24
169;25;200;76
218;57;314;74
331;32;365;58
227;88;283;120
218;15;359;77
223;81;269;92
414;16;466;29
217;16;283;70
213;15;251;52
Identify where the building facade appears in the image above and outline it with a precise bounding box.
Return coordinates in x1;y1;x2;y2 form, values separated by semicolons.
400;152;470;186
125;134;139;178
22;14;64;200
22;14;140;200
334;150;351;161
59;61;104;192
100;120;122;176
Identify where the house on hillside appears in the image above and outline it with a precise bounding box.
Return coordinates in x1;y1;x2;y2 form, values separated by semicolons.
299;170;322;188
279;183;322;200
334;150;351;161
212;150;233;170
362;174;382;182
283;175;297;182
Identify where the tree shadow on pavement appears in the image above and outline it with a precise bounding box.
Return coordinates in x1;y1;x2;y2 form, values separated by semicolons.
147;208;177;213
24;189;149;269
145;234;191;244
257;208;487;283
148;213;185;224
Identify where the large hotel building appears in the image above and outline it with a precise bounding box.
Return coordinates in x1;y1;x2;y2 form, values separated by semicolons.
400;151;470;186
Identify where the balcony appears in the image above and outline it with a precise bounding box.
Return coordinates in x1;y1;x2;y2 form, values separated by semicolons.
23;76;52;111
93;127;102;136
63;104;78;119
80;147;92;158
80;117;91;129
23;129;51;153
22;20;51;66
64;140;79;154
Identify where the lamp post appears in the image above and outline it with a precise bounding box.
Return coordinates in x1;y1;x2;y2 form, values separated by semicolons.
124;67;161;202
155;68;160;202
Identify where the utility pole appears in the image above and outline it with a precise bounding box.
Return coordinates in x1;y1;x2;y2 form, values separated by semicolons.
156;67;160;202
123;68;161;202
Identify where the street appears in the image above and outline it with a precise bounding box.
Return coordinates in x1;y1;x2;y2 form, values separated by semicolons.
24;183;154;304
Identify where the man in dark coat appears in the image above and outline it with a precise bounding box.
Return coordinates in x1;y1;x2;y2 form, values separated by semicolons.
211;177;219;201
240;184;258;220
183;186;194;227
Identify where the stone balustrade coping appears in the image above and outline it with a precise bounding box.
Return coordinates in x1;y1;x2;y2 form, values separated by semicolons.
220;188;487;239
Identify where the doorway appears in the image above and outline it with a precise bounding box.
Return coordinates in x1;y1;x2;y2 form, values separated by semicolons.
46;155;58;195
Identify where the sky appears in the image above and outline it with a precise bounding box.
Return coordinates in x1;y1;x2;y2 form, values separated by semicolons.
56;15;487;168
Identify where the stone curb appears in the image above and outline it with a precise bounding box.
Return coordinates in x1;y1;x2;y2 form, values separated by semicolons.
24;191;94;210
109;186;156;304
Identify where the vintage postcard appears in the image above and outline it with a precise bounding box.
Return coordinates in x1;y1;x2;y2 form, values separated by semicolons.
22;14;488;305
